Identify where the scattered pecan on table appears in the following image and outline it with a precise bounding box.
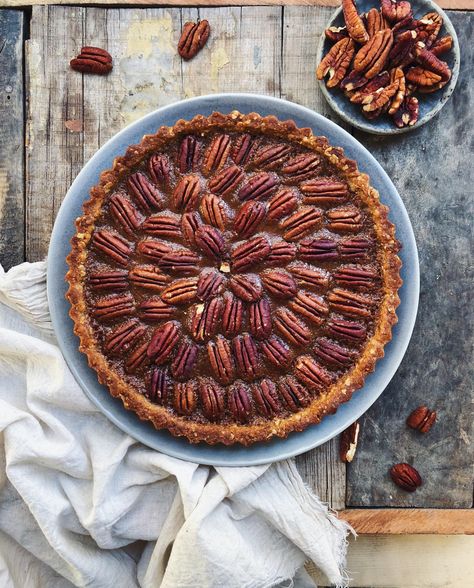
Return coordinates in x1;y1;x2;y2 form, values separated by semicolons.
317;0;453;128
407;406;437;433
70;46;113;75
390;462;422;492
178;20;211;60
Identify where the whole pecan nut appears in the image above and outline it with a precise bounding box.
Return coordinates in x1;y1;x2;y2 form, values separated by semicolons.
104;321;146;355
158;249;200;274
381;0;412;23
301;178;349;205
229;385;252;422
252;143;291;169
231;236;271;272
327;206;363;232
202;134;231;175
280;207;322;241
178;20;210;60
238;172;279;201
390;462;422;492
109;192;141;237
148;368;170;404
274;308;311;347
171;175;201;212
181;211;203;246
197;269;225;301
208;165;245;196
279;377;311;412
129;266;169;292
142;213;181;239
137;239;172;262
299;238;338;262
267;189;298;221
407;406;436;433
89;271;128;291
234;201;267;237
317;37;355;88
266;241;297;266
70;46;113;74
289;264;329;290
314;338;354;368
280;153;321;182
328;288;374;317
366;8;389;37
195;225;226;259
148;154;171;187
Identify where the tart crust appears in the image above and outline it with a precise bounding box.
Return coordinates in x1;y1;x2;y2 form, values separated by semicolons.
66;111;402;445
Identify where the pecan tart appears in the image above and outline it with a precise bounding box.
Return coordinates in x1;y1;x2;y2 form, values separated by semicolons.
66;111;402;445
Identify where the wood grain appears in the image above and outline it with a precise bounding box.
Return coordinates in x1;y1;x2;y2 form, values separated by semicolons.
1;1;473;11
0;11;24;270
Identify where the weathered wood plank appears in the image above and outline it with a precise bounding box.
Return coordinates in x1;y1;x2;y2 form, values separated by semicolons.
0;11;24;270
2;0;472;12
346;11;474;508
309;535;474;587
281;5;346;509
339;509;474;534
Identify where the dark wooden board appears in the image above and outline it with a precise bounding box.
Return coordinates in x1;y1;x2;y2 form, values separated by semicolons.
347;11;474;507
0;10;24;270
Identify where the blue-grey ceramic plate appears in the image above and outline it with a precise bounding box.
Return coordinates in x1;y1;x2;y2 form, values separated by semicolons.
316;0;460;134
48;93;419;466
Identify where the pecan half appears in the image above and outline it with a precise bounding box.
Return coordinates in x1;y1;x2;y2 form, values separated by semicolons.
93;230;131;266
317;37;355;88
195;225;226;259
234;201;267;237
125;342;150;374
202;134;231;175
70;46;113;75
289;264;329;290
238;172;279;201
171;341;199;380
191;297;223;341
390;463;422;492
340;421;360;462
104;321;146;355
416;12;442;47
200;193;227;230
334;266;378;289
207;336;235;384
366;8;389;37
325;25;349;43
339;237;372;259
231;133;258;165
274;308;311;346
392;96;419;127
350;71;391;103
388;67;406;115
266;241;297;266
406;66;442;87
148;368;170;404
233;334;259;380
415;46;451;81
261;270;297;299
171;175;201;212
407;406;436;433
279;376;311;412
129;266;169;292
260;336;292;369
299;238;338;262
253;379;280;417
280;153;321;183
160;277;198;305
142;213;181;239
178;20;210;61
178;136;200;173
388;29;417;69
89;271;128;292
327;206;363;232
127;172;162;213
181;211;203;246
288;291;329;325
229;385;252;422
197;269;225;301
361;77;400;113
328;288;374;317
314;338;354;368
92;295;134;320
342;0;369;44
200;380;225;420
149;154;171;187
295;355;331;390
353;30;393;79
208;165;245;196
109;192;141;237
252;143;292;169
221;293;243;337
267;189;298;221
137;298;176;321
229;274;263;302
174;382;196;415
381;0;412;23
158;249;200;274
431;36;453;57
340;70;369;92
327;318;367;342
231;236;271;272
249;298;272;339
301;178;349;205
147;321;180;364
280;207;322;241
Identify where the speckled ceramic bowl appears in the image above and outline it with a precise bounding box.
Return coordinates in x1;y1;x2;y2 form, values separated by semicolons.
316;0;460;135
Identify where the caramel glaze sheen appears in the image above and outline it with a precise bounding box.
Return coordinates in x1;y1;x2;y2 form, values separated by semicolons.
66;111;402;445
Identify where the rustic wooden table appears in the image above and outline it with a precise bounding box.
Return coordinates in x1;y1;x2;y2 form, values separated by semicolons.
0;1;473;585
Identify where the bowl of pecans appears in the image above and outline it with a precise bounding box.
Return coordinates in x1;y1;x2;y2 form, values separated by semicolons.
316;0;460;134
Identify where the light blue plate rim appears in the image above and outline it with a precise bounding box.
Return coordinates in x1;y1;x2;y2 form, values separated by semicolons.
316;0;461;135
47;93;419;466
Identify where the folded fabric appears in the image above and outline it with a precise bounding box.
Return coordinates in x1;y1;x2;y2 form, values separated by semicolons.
0;262;352;588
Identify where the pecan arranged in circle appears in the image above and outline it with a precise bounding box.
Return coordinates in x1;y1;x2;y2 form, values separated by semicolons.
147;321;180;364
70;46;113;75
200;380;225;420
92;230;131;266
174;382;196;415
178;20;210;61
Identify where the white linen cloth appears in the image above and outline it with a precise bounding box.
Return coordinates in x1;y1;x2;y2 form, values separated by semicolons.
0;261;352;588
